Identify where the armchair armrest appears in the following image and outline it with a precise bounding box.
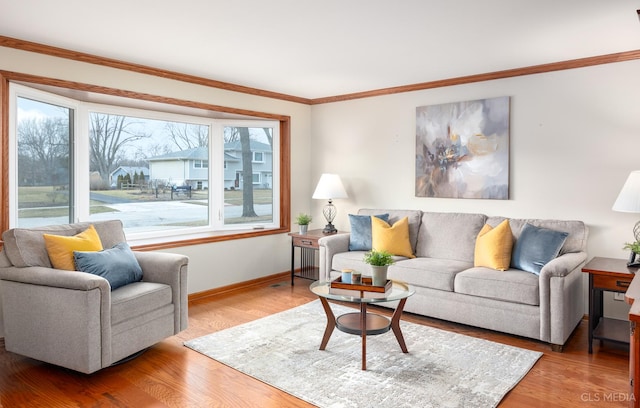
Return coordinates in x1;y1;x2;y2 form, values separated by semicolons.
318;234;350;281
134;251;189;332
0;265;111;373
0;265;110;292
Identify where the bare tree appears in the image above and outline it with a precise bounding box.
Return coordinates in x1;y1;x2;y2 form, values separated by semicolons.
237;127;258;217
18;117;69;186
165;122;208;150
224;126;240;143
89;113;150;186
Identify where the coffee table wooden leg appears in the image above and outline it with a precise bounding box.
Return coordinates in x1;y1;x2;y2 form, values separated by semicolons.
391;298;409;353
318;297;336;350
361;302;367;370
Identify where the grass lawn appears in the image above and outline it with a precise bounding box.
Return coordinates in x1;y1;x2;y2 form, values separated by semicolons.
17;186;273;218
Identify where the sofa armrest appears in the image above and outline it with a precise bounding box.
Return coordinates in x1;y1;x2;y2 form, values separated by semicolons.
134;251;189;332
540;251;588;279
538;251;588;346
318;234;350;281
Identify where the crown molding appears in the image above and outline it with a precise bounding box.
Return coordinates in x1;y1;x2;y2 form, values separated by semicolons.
310;49;640;104
2;35;639;106
0;35;313;105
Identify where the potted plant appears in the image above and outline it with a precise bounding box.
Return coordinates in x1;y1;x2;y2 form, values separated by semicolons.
363;249;394;286
295;213;312;234
623;241;640;267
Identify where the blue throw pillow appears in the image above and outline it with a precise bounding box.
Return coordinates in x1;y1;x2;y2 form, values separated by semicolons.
348;214;389;251
74;242;143;290
511;223;569;275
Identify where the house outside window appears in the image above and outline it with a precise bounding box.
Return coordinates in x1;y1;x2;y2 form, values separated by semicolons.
9;83;280;240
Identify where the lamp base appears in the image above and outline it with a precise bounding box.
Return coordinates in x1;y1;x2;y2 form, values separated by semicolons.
322;223;337;234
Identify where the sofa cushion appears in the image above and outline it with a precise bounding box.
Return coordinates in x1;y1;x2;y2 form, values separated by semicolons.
416;212;487;262
348;213;389;251
110;281;173;326
358;209;422;254
389;258;472;292
74;242;143;290
2;220;126;268
371;217;415;258
511;223;568;275
455;267;540;306
474;220;513;271
43;225;104;270
486;217;587;255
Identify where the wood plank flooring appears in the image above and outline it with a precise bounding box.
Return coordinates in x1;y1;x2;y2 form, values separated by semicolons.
0;276;632;407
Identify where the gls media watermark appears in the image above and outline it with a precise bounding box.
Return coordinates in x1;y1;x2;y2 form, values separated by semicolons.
581;392;636;402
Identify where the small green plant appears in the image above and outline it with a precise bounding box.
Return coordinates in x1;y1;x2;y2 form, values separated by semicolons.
295;213;312;225
363;249;394;266
623;241;640;254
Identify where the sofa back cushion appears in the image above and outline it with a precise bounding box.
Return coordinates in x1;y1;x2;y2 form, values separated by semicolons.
358;209;422;254
416;212;487;262
485;217;588;255
2;220;126;268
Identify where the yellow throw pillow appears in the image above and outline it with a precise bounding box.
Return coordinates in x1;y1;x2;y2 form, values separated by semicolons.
43;225;104;271
371;216;415;258
474;219;513;271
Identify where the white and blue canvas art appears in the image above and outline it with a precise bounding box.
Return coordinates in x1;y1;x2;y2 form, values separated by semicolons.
415;96;510;199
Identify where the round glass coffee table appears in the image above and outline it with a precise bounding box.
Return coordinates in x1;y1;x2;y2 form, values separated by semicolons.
309;279;415;370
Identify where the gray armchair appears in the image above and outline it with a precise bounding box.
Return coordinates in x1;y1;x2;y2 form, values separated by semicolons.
0;220;188;374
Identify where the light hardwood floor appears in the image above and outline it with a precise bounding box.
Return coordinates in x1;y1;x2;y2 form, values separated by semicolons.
0;275;631;407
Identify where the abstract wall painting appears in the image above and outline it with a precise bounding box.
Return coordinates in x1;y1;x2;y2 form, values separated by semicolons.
415;96;510;199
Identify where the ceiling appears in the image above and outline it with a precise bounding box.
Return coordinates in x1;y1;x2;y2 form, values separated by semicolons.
1;1;639;100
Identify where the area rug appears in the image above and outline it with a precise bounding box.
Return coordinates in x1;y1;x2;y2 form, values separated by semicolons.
184;300;542;408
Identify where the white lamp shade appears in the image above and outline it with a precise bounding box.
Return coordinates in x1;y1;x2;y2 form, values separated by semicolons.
613;171;640;213
312;174;348;200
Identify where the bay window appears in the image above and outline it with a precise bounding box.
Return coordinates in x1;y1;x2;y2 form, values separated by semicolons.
8;82;283;244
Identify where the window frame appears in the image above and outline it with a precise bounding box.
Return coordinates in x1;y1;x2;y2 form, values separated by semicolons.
0;71;291;250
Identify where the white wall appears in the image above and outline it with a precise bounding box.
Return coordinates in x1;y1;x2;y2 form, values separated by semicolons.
0;46;314;336
310;59;640;318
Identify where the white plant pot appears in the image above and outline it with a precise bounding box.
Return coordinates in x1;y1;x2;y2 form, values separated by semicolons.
370;265;388;286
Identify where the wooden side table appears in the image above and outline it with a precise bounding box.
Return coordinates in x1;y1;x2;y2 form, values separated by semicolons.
288;229;342;286
582;257;636;353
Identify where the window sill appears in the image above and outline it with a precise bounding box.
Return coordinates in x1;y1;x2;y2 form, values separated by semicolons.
130;226;290;251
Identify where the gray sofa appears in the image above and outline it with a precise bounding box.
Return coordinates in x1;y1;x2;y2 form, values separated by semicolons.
319;209;589;350
0;220;189;373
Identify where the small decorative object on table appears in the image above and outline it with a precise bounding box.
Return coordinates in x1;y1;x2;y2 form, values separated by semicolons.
341;269;353;284
623;241;640;267
363;249;394;286
351;270;362;284
295;213;313;234
329;276;392;298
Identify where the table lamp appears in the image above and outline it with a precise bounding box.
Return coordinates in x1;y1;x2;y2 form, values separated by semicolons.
612;170;640;266
312;173;348;234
